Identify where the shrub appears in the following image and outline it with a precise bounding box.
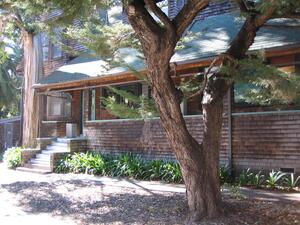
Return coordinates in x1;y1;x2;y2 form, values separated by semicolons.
3;147;22;169
55;152;183;183
238;168;254;186
219;165;231;185
284;173;300;190
55;152;105;175
161;162;183;183
251;171;265;187
266;170;285;189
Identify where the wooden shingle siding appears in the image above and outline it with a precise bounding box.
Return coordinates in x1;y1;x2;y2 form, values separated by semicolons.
84;115;229;163
232;113;300;172
83;92;230;164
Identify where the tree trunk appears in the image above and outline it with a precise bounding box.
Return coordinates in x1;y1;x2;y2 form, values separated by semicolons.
125;1;275;222
22;32;43;147
147;61;226;222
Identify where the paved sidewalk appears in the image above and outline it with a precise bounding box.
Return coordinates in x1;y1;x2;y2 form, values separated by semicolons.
1;163;299;202
0;163;299;225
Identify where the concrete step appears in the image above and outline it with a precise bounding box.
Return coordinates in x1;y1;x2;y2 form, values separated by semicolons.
24;163;51;170
16;167;52;174
46;145;68;151
41;150;69;155
30;158;50;165
51;141;68;147
35;154;51;160
56;138;69;143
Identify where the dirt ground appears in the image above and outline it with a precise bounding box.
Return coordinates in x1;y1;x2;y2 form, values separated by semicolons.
0;165;299;225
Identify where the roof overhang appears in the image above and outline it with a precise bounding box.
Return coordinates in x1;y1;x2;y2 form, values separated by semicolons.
34;44;300;93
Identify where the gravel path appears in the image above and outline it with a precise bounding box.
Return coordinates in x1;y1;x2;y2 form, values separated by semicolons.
0;164;299;225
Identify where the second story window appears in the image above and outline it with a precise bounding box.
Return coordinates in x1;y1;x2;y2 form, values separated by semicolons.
41;33;49;61
41;28;63;61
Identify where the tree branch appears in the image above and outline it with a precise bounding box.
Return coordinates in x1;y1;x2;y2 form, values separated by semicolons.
144;0;174;31
173;0;209;38
234;0;249;13
226;7;277;59
124;0;163;46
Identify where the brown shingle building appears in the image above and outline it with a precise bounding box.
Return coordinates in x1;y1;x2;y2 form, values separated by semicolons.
4;1;300;173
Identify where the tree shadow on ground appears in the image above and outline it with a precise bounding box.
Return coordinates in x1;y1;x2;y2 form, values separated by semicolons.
0;179;187;225
2;179;299;225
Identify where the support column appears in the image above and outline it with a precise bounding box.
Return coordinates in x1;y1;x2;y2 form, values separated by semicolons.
180;98;187;115
141;82;149;97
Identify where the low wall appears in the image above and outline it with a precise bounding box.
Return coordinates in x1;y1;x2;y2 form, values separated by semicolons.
40;121;67;137
83;110;300;173
83;115;230;164
232;111;300;173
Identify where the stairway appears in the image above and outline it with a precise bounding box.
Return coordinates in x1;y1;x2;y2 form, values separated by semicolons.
17;138;70;174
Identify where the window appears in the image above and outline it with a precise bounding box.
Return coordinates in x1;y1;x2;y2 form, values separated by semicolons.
233;55;300;113
41;33;49;61
47;93;72;118
41;28;62;61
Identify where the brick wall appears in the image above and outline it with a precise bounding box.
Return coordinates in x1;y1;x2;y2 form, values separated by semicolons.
40;121;67;138
80;85;300;173
232;112;300;173
84;116;230;164
83;89;230;164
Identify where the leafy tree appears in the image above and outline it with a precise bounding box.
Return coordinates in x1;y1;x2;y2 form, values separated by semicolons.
0;48;21;113
0;1;43;147
5;0;300;221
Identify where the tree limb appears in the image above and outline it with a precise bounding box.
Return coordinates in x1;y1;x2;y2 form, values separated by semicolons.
234;0;249;13
124;0;164;46
226;6;277;59
144;0;174;32
173;0;209;38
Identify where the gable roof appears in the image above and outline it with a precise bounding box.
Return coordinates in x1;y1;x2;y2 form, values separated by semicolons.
36;12;300;87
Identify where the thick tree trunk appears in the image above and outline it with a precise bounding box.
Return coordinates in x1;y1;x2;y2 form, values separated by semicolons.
125;1;275;222
22;32;43;147
147;61;225;222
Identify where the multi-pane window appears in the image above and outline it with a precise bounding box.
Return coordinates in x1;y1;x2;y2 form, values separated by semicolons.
47;93;71;118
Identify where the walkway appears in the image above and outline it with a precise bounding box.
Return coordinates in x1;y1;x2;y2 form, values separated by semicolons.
0;164;299;225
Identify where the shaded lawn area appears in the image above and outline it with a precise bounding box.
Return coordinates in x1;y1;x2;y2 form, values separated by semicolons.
0;178;299;225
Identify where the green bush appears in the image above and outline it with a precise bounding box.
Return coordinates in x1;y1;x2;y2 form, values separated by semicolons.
251;171;265;187
3;147;22;169
238;168;254;186
219;165;231;185
266;170;285;189
57;152;299;190
55;152;105;175
55;152;183;183
283;173;300;190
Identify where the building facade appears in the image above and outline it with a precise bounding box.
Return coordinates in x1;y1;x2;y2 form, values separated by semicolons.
17;0;300;173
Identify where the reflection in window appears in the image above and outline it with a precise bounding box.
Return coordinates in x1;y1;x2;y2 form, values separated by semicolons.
47;93;72;117
41;28;62;61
